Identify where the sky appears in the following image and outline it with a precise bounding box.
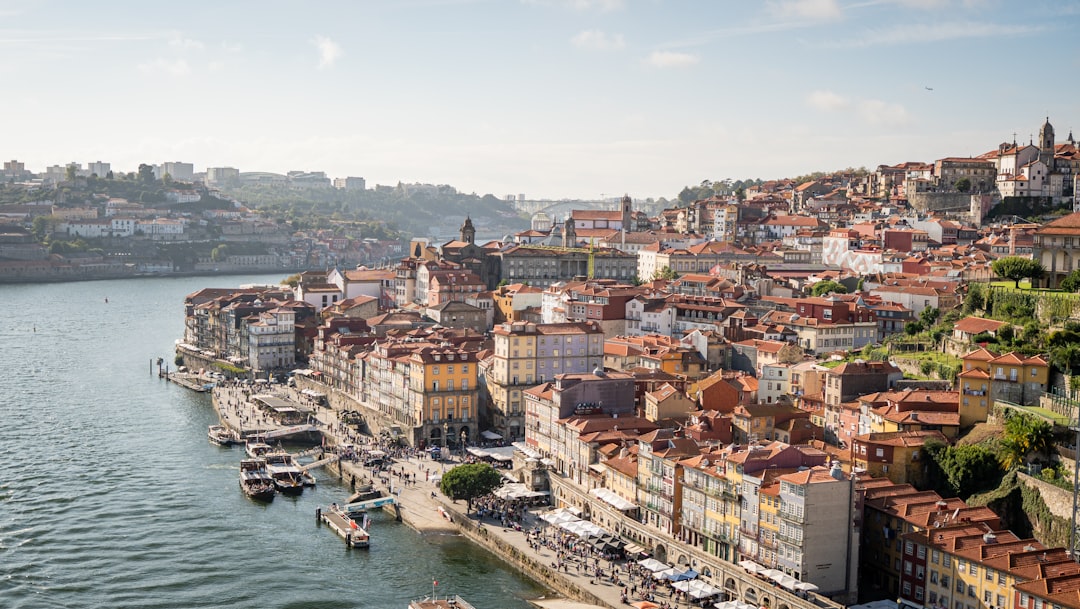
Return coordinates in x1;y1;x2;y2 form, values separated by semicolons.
1;0;1078;201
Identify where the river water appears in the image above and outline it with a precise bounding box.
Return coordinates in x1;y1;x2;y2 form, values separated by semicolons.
0;275;546;609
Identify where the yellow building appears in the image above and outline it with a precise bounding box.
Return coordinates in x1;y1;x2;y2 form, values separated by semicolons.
960;348;1049;408
408;346;480;448
757;483;782;569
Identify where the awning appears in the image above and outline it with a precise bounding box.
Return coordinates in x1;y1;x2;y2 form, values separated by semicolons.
481;430;502;440
589;487;637;511
624;543;647;555
512;441;540;459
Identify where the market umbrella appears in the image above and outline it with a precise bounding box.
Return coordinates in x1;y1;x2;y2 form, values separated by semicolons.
671;568;699;581
738;560;762;574
631;602;660;609
638;558;671;572
794;581;819;592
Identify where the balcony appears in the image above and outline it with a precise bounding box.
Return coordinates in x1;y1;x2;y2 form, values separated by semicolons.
963;390;985;396
777;530;803;545
779;510;806;524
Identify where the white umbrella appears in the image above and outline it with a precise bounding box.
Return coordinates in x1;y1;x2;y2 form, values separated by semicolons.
772;573;800;590
794;581;819;592
688;581;722;599
738;560;762;574
654;567;681;580
673;581;692;593
637;558;671;572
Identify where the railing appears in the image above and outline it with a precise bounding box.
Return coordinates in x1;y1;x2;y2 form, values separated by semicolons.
779;509;806;524
777;530;803;545
963;390;985;396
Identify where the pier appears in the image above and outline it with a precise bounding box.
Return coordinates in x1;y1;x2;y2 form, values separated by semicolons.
317;505;370;548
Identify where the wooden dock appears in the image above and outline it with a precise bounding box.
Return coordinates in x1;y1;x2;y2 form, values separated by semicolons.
317;506;369;548
160;372;213;392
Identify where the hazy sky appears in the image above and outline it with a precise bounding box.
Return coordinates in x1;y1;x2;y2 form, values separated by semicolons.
1;0;1077;200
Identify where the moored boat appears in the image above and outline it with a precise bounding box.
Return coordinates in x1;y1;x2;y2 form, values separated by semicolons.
407;595;478;609
208;424;241;446
239;459;276;501
263;451;305;495
244;441;273;459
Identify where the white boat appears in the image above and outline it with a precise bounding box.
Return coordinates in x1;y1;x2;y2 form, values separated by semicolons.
208;425;240;446
263;451;305;494
245;441;273;459
407;595;478;609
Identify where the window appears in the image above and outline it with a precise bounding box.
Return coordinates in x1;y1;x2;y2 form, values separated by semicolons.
917;566;925;581
984;592;992;604
906;542;915;556
918;546;927;559
904;561;913;575
930;571;939;584
433;366;440;375
932;550;940;564
941;576;950;589
967;585;976;598
985;569;993;582
943;555;952;568
956;580;964;594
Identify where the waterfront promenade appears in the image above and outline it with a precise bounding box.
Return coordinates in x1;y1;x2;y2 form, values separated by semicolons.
210;381;825;609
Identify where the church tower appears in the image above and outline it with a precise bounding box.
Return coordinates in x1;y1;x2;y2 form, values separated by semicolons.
562;214;577;246
1039;117;1055;164
460;216;475;245
621;194;633;231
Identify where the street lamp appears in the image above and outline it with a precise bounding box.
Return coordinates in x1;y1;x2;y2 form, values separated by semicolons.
461;429;467;459
443;421;448;455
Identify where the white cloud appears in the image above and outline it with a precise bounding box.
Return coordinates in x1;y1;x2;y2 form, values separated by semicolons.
646;50;699;68
835;21;1045;47
572;29;625;50
857;99;909;125
522;0;623;11
806;90;850;111
168;36;204;50
767;0;843;20
312;36;342;69
137;58;191;76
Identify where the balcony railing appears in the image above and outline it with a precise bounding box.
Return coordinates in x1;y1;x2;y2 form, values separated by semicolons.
779;509;806;524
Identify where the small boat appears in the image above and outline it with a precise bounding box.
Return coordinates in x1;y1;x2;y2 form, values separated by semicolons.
245;441;274;459
208;425;241;446
408;595;478;609
263;451;305;495
346;484;383;505
239;459;276;501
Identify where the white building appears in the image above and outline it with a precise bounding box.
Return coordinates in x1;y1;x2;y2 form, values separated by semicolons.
246;308;296;371
206;167;240;186
87;161;110;177
333;176;366;190
625;296;675;337
759;362;792;404
161;162;195;182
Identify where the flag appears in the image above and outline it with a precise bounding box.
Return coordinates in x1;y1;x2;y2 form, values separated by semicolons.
433;579;438;586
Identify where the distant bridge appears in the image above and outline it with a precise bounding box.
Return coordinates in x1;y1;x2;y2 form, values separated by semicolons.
514;199;614;219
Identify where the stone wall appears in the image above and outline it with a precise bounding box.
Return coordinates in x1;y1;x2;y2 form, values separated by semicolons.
908;192;978;213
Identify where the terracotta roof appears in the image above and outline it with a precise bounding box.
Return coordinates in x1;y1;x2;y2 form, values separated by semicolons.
953;316;1007;335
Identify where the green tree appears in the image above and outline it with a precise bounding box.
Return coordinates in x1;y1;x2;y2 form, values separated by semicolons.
31;215;54;241
65;164;77;183
856;277;866;292
653;266;678;281
920;306;940;327
210;244;229;262
137;163;156;184
999;413;1054;470
991;256;1045;289
811;280;848;297
954;177;971;193
438;463;503;514
926;443;1001;499
1060;269;1080;292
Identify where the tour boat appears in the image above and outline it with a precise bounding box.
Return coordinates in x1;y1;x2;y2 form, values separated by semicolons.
244;441;274;459
407;595;478;609
239;459;276;501
208;424;241;446
263;451;305;495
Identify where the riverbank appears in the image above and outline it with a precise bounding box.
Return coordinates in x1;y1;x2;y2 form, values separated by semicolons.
208;383;625;608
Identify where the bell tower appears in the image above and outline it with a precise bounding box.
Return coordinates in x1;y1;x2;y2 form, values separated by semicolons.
460;216;475;245
621;194;633;231
562;213;577;246
1040;117;1055;163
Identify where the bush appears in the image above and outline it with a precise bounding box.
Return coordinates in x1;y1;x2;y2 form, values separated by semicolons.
920;360;935;376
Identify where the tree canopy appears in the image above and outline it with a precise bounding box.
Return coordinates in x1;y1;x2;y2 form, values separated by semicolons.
438;463;503;514
998;413;1054;471
991;256;1045;288
811;280;848;297
1060;270;1080;292
925;441;1001;499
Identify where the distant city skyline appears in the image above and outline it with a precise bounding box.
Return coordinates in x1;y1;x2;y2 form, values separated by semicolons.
1;0;1077;200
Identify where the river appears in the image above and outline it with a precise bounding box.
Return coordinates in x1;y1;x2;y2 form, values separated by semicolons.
0;275;546;609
